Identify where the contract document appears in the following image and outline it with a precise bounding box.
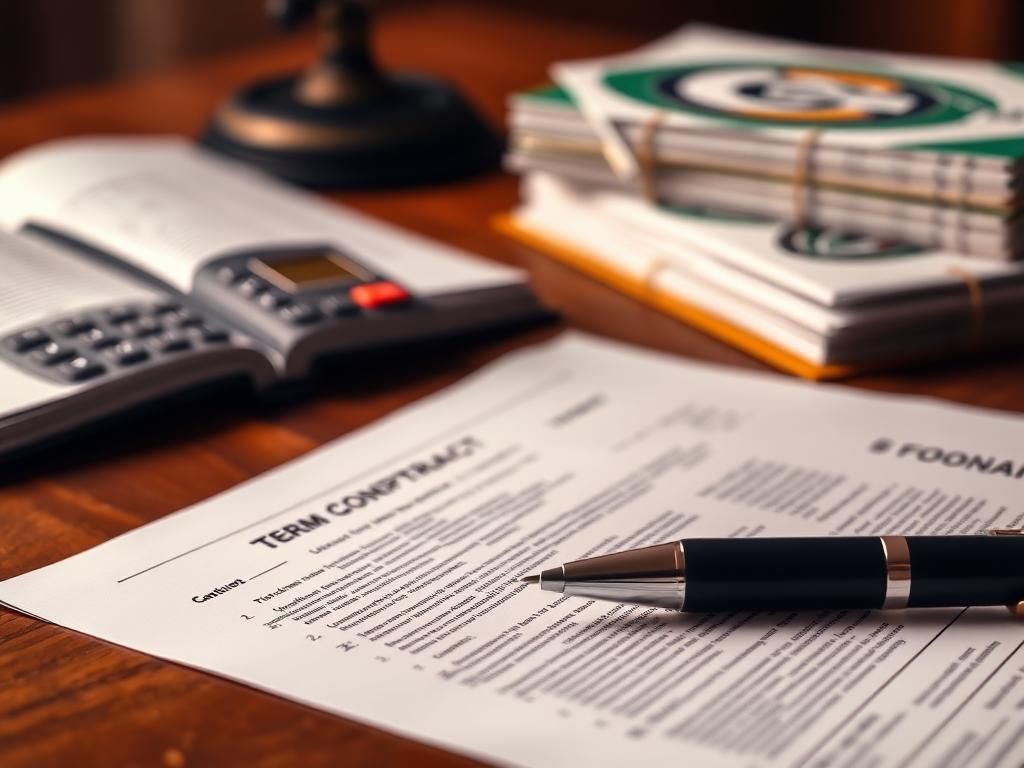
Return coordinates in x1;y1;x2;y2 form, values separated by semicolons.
2;334;1023;767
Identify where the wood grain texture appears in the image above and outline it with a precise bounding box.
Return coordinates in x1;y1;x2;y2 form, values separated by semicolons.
2;3;1024;766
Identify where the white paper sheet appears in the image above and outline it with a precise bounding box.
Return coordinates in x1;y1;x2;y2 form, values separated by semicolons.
2;334;1023;767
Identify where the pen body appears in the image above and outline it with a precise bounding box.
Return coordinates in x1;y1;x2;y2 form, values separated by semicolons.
683;537;884;611
681;536;1024;612
905;536;1022;608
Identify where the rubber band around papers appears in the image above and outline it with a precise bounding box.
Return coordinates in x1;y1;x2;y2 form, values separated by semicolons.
791;128;823;229
632;118;826;227
949;154;972;255
635;114;665;203
641;255;671;300
946;266;985;349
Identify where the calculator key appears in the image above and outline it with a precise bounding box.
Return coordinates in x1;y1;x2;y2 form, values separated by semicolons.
30;341;76;366
257;292;290;310
164;309;203;328
163;338;192;353
103;340;149;366
278;303;322;326
319;295;358;316
87;329;120;350
152;331;191;353
237;276;268;298
197;326;229;344
105;306;138;325
54;317;95;337
56;355;105;382
132;318;163;338
153;300;183;315
349;282;410;309
216;265;246;284
6;328;49;352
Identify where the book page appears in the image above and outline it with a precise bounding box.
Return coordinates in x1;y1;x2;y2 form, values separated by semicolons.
0;137;522;294
0;231;157;414
0;231;155;335
2;334;1023;767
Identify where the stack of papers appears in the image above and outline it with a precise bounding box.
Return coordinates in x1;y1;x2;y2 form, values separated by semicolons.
500;26;1024;379
508;25;1024;260
501;172;1024;378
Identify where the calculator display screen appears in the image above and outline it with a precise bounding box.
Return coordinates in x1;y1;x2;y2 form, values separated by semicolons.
251;249;372;292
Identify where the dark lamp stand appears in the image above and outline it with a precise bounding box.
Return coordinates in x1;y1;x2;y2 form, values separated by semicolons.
201;0;502;189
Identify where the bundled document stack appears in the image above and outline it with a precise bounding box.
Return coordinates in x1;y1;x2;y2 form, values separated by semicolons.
500;25;1024;379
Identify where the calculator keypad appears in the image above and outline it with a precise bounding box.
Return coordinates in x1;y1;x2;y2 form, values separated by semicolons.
0;300;233;385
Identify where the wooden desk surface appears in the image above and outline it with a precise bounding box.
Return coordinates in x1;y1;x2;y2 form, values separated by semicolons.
3;4;1024;766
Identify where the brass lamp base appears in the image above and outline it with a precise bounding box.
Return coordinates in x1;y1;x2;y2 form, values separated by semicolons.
200;72;503;189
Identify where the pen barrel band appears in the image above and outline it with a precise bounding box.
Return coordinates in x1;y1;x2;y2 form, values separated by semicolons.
880;535;911;609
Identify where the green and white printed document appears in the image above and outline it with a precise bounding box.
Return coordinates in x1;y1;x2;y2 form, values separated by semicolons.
3;334;1024;767
510;25;1024;258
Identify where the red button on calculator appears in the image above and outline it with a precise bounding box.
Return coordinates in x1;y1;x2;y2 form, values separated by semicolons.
349;282;410;309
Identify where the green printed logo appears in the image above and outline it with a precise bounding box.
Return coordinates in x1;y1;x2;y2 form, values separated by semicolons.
778;227;927;260
662;203;774;224
604;62;995;129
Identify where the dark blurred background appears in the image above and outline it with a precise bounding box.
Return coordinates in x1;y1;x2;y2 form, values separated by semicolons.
0;0;1021;103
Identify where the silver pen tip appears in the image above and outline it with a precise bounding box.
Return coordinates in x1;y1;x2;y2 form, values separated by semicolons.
521;575;540;584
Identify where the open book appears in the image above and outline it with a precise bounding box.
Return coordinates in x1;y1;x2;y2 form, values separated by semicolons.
0;137;543;458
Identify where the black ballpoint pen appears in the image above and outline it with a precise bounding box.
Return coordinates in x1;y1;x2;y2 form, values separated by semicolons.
522;530;1024;616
